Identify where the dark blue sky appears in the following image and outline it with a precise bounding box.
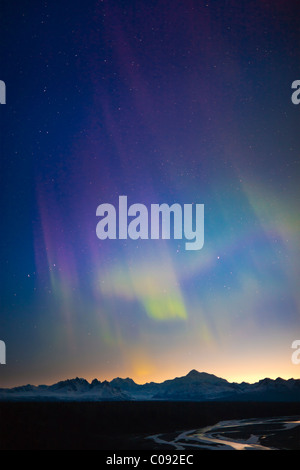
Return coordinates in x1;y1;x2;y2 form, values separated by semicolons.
1;0;300;387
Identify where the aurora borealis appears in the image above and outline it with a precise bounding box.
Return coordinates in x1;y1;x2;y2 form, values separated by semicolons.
1;1;300;388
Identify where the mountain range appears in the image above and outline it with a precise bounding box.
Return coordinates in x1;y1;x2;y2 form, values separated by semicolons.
1;369;300;401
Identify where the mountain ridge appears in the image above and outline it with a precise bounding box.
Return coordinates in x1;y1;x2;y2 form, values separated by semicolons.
1;369;299;402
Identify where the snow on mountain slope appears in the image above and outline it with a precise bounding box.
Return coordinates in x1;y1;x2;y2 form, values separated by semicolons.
1;370;299;401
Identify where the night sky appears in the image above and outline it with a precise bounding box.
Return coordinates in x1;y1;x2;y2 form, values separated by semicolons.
1;1;300;388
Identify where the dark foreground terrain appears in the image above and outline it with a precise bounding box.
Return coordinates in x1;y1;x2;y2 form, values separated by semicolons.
0;401;299;450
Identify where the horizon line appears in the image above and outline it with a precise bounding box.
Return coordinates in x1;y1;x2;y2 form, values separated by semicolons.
2;368;299;390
